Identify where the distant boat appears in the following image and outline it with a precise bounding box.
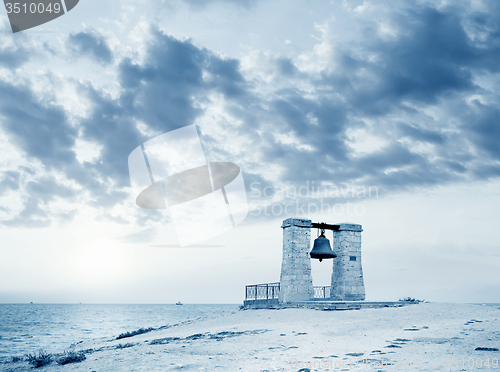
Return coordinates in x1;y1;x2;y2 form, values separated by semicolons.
175;301;183;305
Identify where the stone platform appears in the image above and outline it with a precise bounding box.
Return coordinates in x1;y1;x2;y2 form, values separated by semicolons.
241;300;416;310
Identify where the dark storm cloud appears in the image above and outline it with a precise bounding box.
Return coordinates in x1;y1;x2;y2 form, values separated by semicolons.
117;27;248;135
327;6;488;115
25;176;78;203
398;124;445;145
116;32;205;132
0;171;20;196
68;29;113;64
0;79;132;224
356;143;424;175
261;1;500;193
0;46;31;69
465;101;500;160
77;83;143;187
277;58;297;76
0;32;36;69
0;80;77;167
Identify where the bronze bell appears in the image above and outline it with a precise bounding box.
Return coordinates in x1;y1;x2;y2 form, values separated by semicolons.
310;230;336;262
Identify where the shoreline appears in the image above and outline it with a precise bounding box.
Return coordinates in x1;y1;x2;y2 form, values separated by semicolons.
4;303;500;371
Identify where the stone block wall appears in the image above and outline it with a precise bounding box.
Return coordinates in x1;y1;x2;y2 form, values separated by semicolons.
330;223;365;301
279;218;314;303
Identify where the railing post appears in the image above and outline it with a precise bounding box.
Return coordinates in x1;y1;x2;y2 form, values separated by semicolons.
245;283;280;301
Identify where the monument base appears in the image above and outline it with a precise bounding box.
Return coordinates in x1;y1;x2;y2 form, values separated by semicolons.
241;300;418;310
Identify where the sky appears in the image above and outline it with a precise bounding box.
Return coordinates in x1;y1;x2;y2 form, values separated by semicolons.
1;0;500;304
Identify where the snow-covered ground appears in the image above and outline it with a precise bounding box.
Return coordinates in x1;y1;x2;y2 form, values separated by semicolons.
4;303;500;371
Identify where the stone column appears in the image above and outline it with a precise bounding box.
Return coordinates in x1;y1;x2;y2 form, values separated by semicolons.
330;223;365;301
279;218;314;303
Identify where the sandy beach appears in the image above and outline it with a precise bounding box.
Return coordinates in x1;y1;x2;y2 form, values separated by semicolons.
3;303;500;371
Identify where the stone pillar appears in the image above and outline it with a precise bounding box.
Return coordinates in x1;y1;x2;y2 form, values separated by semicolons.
330;223;365;301
279;218;314;303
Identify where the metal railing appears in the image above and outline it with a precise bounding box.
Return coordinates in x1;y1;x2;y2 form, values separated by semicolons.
314;286;331;299
245;282;280;301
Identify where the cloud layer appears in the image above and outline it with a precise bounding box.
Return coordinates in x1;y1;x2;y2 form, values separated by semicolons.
1;0;500;228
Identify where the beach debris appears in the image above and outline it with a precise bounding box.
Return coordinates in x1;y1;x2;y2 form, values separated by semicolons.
150;337;180;345
465;319;483;325
149;329;269;346
186;333;205;340
117;327;155;340
295;332;307;336
26;350;53;368
80;347;102;354
10;355;23;363
475;347;499;351
115;342;136;349
404;327;420;331
56;350;86;365
399;297;423;303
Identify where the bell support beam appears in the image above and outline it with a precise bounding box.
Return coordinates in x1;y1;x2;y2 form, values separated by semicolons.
311;222;340;231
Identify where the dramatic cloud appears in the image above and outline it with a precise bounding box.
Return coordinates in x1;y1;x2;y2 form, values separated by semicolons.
0;46;31;69
1;1;500;228
0;171;20;202
0;80;77;167
251;1;500;193
68;29;113;64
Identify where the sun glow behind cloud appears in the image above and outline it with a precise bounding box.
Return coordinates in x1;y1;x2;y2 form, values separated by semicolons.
76;243;126;285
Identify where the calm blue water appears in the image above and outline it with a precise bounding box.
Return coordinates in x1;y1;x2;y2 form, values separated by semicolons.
0;304;239;362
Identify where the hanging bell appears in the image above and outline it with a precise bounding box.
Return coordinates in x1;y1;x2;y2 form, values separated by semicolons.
310;230;336;262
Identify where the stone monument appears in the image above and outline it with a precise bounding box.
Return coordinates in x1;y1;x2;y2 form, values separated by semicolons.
278;218;365;303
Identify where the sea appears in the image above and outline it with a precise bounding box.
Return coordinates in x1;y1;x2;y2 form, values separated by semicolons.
0;304;239;362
